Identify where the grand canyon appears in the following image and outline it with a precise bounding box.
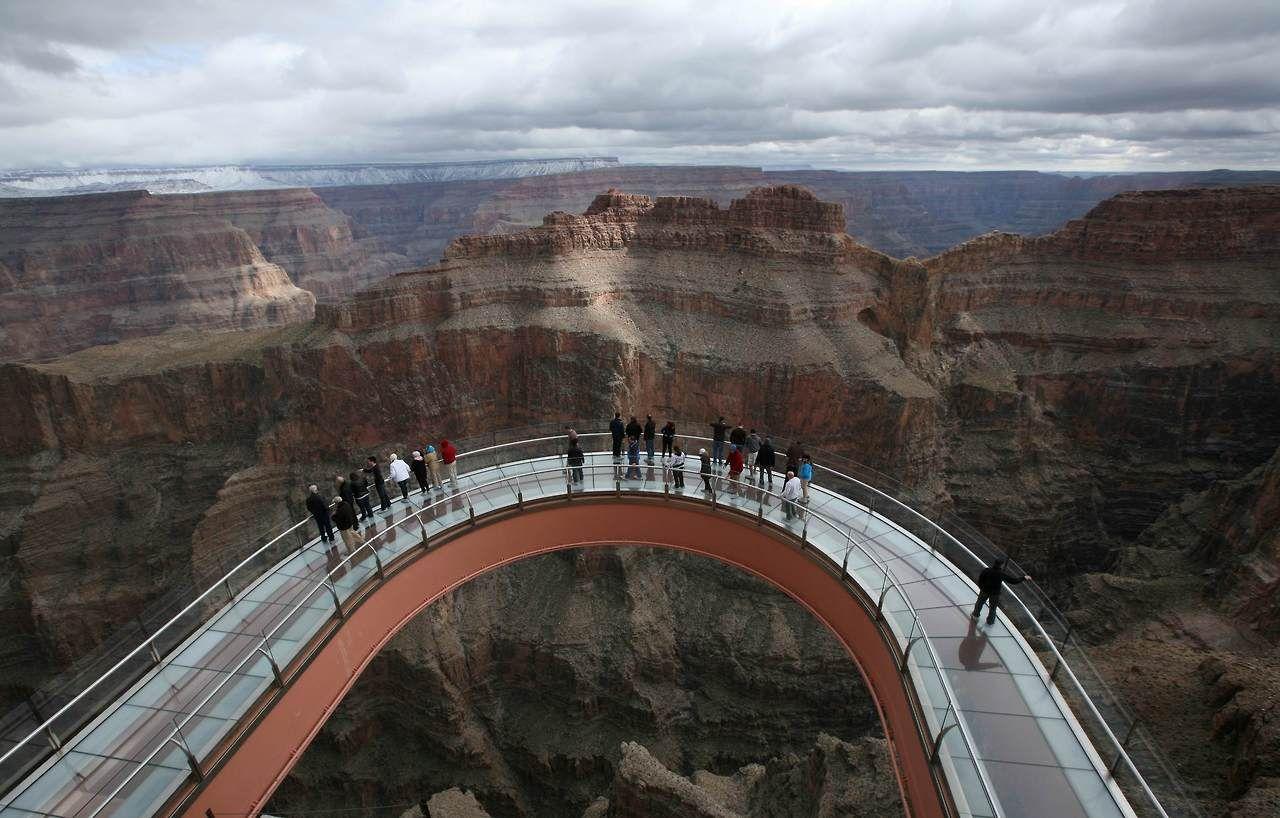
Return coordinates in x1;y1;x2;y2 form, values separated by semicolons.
0;165;1277;817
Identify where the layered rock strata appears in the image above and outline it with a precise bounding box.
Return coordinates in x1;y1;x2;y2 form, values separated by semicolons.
172;188;403;300
0;192;315;361
0;184;1278;814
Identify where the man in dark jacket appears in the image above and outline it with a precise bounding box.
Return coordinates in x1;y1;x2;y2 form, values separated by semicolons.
699;447;714;492
306;485;334;543
756;437;777;487
710;416;729;468
410;451;431;493
365;456;391;511
332;496;365;553
610;413;625;458
642;415;656;464
336;474;356;510
971;558;1032;626
349;470;373;521
625;415;642;442
729;423;747;449
567;439;585;484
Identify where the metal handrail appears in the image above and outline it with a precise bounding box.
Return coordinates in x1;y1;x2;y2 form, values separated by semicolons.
599;426;1171;816
796;456;1174;818
629;426;1178;818
74;459;1003;818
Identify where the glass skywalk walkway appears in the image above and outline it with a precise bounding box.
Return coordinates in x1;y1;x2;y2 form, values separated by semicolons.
0;430;1172;818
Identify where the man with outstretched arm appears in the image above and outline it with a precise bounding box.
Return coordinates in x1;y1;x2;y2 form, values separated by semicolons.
971;557;1032;626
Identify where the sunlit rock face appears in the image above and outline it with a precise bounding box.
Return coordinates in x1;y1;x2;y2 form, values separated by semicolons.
0;184;1278;815
0;191;316;362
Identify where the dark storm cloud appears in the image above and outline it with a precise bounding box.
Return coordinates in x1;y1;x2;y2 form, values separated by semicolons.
0;0;1276;171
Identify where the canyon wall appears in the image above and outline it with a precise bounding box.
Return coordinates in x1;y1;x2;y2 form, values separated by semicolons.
0;192;315;362
0;184;1278;814
7;167;1279;363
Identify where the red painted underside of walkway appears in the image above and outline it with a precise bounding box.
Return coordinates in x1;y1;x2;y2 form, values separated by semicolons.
178;499;950;818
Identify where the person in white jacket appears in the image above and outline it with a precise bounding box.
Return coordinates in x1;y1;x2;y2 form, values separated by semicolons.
781;470;803;520
669;445;686;489
388;452;412;503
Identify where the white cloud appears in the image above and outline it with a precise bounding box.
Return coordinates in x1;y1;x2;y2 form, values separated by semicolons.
0;0;1276;170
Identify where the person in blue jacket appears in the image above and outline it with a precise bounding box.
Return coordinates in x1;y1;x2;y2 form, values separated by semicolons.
799;454;814;504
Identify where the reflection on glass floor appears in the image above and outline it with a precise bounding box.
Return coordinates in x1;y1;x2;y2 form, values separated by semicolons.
0;450;1132;818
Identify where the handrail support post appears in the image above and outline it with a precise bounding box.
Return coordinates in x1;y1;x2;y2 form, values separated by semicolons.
1109;718;1141;777
168;719;203;782
371;546;385;580
255;636;284;687
931;723;959;764
324;580;344;619
900;635;922;672
875;574;891;622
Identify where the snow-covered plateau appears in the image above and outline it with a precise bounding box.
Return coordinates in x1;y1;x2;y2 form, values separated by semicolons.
0;157;621;197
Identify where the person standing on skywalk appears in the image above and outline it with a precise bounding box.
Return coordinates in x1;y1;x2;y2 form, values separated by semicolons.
348;470;373;522
567;437;585;485
610;413;625;458
781;471;803;521
424;445;442;488
643;415;657;464
306;484;335;543
332;495;365;552
661;420;677;458
971;557;1032;627
439;439;459;488
364;456;392;511
410;450;431;494
388;453;412;503
709;416;729;468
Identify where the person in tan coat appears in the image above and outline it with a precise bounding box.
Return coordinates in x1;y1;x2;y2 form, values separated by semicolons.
424;444;443;488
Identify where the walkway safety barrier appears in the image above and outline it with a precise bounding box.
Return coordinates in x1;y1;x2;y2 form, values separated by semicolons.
0;422;1193;818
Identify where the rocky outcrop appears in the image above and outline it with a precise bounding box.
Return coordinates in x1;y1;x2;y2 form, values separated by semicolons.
316;166;1280;269
172;188;403;300
0;191;315;361
589;735;900;818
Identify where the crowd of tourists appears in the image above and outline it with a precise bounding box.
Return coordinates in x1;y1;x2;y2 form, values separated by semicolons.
567;413;816;520
305;415;821;548
300;417;1026;627
305;439;460;550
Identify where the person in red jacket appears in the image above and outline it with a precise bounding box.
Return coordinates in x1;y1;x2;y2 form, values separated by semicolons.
727;444;745;493
439;439;459;488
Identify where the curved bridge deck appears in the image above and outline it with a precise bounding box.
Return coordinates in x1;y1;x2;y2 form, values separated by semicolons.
0;437;1142;818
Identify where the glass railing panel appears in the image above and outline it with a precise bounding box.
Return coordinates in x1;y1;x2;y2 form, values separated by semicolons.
5;748;135;815
329;556;376;602
71;705;190;769
96;745;189;818
268;602;334;666
185;654;273;723
937;725;998;818
167;711;237;763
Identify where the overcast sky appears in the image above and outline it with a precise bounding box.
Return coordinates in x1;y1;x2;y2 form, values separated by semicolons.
1;0;1277;172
